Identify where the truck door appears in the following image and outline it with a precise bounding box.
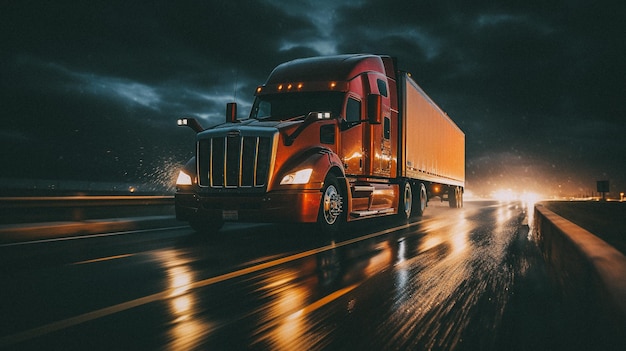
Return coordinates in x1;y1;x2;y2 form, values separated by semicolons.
367;74;392;177
340;96;364;176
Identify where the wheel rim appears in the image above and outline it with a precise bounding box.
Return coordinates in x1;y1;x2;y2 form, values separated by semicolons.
420;185;427;212
322;184;342;224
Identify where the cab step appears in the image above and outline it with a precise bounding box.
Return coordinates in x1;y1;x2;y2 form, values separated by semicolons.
350;208;395;218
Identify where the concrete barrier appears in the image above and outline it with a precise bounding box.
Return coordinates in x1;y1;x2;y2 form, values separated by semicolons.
534;204;626;342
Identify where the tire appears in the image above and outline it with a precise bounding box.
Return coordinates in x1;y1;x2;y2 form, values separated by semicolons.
448;187;463;208
318;174;345;235
449;187;457;208
189;217;224;235
415;183;427;216
398;181;413;221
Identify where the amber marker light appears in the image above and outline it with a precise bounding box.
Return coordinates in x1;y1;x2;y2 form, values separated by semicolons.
329;82;337;89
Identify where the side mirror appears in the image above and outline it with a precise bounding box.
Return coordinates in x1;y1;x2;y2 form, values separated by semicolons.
226;102;238;123
367;94;382;124
307;111;332;120
283;111;332;146
177;118;204;133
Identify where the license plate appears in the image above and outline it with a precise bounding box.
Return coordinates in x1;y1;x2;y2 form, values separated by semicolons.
222;210;238;220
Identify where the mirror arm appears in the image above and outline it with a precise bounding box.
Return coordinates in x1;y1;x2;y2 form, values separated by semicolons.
177;118;204;133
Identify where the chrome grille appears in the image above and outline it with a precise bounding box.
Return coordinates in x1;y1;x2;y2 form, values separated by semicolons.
198;134;272;189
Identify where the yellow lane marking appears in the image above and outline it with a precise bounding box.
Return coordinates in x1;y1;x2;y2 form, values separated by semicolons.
73;254;134;265
291;284;359;319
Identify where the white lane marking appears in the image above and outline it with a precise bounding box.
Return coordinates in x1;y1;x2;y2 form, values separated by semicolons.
0;220;420;347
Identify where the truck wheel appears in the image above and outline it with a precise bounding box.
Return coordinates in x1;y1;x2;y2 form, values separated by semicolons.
398;181;413;221
448;187;457;208
448;187;463;208
415;183;427;216
189;217;224;235
318;174;344;235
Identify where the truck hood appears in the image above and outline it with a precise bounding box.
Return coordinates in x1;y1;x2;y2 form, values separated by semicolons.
205;118;301;133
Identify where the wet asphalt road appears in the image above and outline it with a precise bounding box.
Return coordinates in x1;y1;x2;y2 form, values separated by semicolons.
0;200;608;350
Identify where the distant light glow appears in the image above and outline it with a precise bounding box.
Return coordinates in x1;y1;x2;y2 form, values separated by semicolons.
520;192;541;204
493;189;515;202
492;189;543;204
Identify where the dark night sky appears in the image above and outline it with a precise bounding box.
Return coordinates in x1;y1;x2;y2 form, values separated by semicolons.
1;1;625;197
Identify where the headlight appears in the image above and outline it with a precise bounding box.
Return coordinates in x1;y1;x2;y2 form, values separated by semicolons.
176;170;193;185
280;168;313;185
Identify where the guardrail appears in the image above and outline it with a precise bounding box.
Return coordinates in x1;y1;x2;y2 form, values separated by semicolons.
0;196;175;225
0;195;174;207
534;204;626;345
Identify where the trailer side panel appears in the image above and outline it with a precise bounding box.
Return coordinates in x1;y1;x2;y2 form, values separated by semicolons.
400;73;465;187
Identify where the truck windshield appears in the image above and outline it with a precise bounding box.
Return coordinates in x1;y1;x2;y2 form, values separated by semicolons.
250;92;345;121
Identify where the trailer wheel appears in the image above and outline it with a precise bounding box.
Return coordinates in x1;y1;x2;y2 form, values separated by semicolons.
448;187;463;208
398;181;413;221
448;187;457;208
318;174;344;235
189;217;224;235
416;183;427;216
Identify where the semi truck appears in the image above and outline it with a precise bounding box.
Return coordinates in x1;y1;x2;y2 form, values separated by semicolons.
175;54;464;234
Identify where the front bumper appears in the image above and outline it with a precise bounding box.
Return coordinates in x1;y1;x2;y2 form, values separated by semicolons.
175;189;322;223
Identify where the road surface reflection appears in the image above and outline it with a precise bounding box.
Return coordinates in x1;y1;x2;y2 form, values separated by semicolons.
153;249;213;351
16;201;521;350
2;200;615;350
144;201;526;350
